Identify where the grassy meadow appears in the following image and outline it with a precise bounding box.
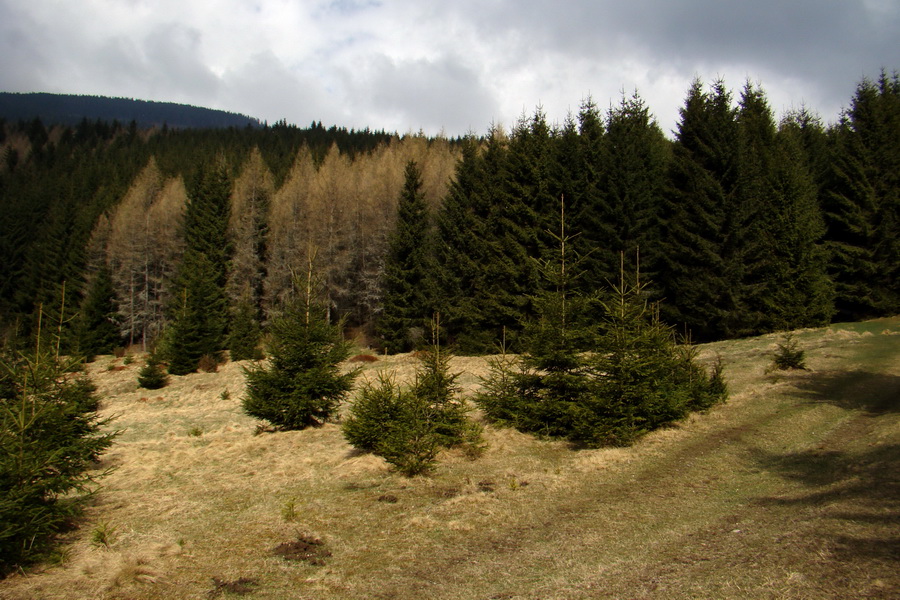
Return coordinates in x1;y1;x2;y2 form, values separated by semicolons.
1;318;898;599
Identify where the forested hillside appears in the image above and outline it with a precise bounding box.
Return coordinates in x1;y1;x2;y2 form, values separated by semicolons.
0;72;897;361
0;93;261;129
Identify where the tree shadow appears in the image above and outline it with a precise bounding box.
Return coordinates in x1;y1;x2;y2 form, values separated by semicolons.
787;369;900;414
752;444;900;502
750;442;900;573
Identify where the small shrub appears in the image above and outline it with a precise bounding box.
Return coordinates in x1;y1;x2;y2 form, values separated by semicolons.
771;333;807;371
377;395;442;476
281;498;298;522
137;358;169;389
343;344;482;477
122;354;134;366
187;427;203;437
90;521;118;549
342;373;408;453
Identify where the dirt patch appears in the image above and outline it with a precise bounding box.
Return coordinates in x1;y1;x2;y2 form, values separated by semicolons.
271;535;332;565
208;576;258;597
350;354;379;363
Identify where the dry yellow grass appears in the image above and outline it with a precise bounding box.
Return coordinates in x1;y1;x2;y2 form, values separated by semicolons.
2;319;898;599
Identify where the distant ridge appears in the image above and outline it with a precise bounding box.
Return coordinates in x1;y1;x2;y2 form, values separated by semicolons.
0;92;262;129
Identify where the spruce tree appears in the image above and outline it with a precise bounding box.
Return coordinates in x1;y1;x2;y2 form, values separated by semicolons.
476;197;594;439
580;267;725;447
243;263;356;430
733;81;793;334
601;91;670;285
822;71;900;319
165;161;231;374
759;122;834;330
434;129;530;353
571;96;611;293
137;355;169;389
74;263;121;360
479;122;541;348
343;317;479;476
227;293;263;361
659;78;743;340
1;347;116;574
432;139;492;352
505;109;558;263
377;161;433;353
477;254;726;448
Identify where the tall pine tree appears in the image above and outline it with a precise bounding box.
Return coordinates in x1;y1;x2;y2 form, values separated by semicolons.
164;160;231;374
823;71;900;319
432;138;493;353
602;91;670;286
759;122;834;329
74;263;121;360
377;160;433;353
659;78;743;340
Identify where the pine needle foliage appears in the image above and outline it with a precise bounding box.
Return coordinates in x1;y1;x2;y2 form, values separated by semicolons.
0;347;116;575
227;295;263;361
579;272;726;447
377;160;433;354
242;264;356;430
165;161;231;375
343;318;481;476
74;264;121;361
770;333;808;371
476;196;595;439
478;255;727;448
137;355;168;389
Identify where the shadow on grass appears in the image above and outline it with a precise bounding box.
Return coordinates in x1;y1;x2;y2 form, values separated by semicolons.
789;369;900;414
752;444;900;500
751;443;900;579
749;366;900;575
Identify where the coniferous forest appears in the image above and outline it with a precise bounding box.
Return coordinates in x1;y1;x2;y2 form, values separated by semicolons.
0;72;898;361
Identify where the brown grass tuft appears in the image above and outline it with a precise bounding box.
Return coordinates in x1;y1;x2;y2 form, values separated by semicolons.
198;354;220;373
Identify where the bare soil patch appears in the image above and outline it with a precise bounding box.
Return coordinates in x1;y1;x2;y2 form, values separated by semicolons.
272;535;332;565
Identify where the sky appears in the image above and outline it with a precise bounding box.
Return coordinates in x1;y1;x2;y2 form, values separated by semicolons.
1;0;897;137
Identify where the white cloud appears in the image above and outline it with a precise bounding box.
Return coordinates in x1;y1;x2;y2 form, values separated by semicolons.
1;0;897;135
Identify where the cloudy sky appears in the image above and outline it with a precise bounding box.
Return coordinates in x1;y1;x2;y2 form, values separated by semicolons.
1;0;897;136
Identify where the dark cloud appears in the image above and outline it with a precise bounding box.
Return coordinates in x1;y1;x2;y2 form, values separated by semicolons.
455;0;898;122
0;1;56;91
0;0;896;135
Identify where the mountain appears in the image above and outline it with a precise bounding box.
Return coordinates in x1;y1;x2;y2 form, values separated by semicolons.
0;92;261;129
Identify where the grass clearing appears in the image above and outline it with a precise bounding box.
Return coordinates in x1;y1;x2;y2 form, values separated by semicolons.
2;318;898;599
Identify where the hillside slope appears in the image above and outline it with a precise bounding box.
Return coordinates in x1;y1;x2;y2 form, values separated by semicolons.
0;92;260;128
1;318;898;599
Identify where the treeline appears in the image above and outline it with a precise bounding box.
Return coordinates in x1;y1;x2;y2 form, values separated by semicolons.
0;117;410;352
0;71;897;361
385;72;899;353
